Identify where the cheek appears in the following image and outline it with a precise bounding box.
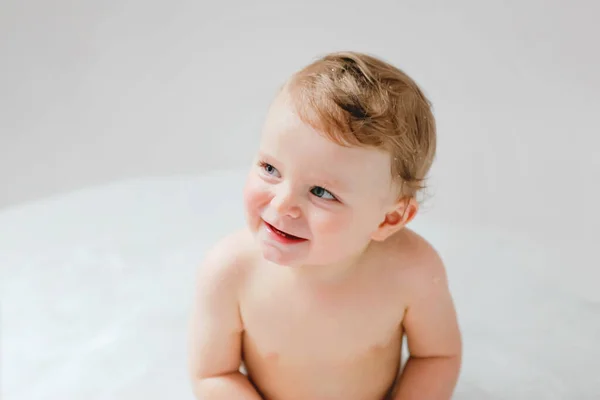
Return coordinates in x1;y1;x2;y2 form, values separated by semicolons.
243;175;271;213
308;207;354;235
308;204;382;238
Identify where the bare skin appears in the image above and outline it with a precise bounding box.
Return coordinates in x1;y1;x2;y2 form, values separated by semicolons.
189;227;460;400
188;86;461;399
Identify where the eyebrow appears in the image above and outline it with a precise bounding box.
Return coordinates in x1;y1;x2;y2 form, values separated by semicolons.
258;151;277;163
317;177;350;193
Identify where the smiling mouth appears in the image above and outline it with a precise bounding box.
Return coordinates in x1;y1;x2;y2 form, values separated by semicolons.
264;221;307;241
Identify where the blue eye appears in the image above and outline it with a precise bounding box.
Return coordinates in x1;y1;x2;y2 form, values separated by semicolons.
311;186;336;200
259;162;280;177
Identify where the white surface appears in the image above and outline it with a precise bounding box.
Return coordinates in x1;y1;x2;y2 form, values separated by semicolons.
2;170;599;399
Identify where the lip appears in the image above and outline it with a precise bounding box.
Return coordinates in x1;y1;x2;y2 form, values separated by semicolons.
263;220;308;244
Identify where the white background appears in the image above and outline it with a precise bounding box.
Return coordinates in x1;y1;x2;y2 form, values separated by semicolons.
2;1;599;399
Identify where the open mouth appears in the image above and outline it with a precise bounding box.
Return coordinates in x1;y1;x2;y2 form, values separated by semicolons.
264;221;306;242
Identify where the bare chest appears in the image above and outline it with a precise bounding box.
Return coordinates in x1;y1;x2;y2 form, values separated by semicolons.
240;272;404;366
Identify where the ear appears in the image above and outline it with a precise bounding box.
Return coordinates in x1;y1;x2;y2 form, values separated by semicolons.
371;197;418;242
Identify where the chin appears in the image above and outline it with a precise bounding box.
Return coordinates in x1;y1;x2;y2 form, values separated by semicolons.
260;245;307;267
257;231;311;267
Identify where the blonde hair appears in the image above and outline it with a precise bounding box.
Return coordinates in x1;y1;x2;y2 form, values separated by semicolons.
286;51;436;200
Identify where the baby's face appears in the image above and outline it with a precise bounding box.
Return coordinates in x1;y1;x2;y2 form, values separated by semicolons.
243;90;400;267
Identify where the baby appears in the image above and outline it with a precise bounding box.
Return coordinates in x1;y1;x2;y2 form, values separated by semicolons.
188;52;462;400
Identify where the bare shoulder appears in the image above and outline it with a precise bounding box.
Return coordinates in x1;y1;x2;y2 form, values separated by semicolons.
382;229;462;359
195;228;258;293
380;228;449;298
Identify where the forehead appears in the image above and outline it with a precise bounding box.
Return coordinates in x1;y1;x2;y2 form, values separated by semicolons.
260;91;393;191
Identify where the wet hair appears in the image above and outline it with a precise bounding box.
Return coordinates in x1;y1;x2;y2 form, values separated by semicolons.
286;51;436;200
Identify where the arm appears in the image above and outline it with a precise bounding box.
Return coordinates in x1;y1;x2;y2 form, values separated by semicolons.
392;254;462;400
188;238;263;400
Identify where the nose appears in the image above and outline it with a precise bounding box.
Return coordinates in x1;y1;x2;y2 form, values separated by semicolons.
271;184;301;219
